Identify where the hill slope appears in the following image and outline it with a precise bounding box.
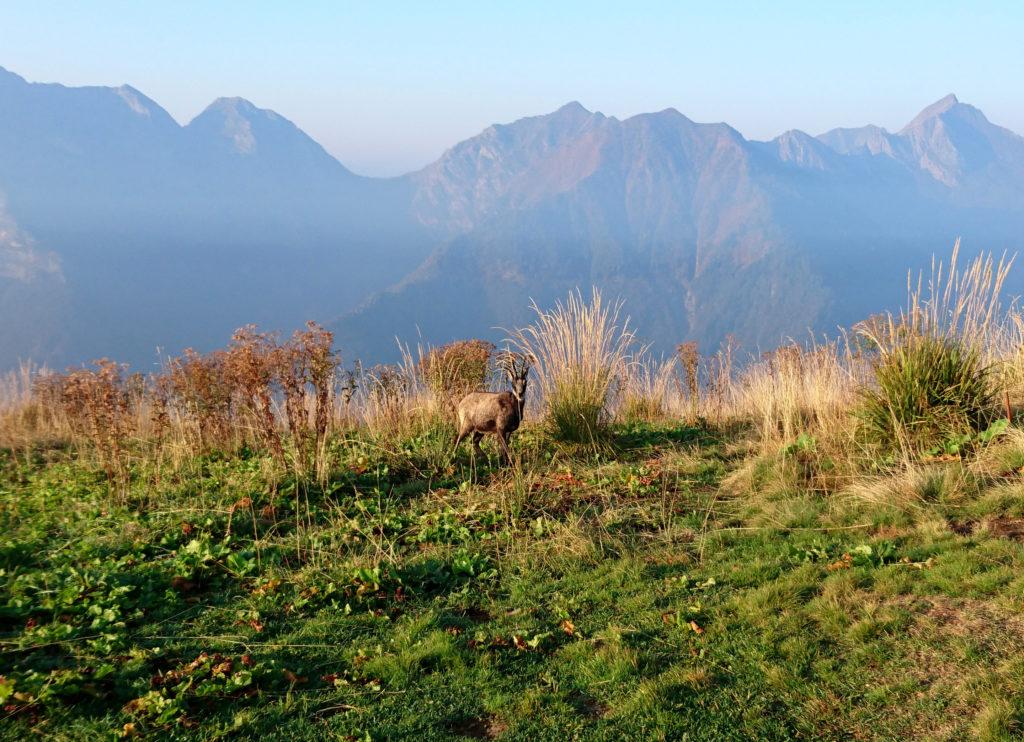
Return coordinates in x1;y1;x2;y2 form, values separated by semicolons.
0;66;424;368
334;97;1024;360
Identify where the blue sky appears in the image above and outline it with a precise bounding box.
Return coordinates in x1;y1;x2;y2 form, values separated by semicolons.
1;1;1021;176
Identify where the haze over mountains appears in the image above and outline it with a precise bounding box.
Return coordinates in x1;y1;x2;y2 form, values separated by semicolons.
2;65;1023;370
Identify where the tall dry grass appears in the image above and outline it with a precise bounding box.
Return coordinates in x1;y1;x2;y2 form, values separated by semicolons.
855;242;1013;458
698;245;1019;459
0;362;67;449
511;289;636;443
1;244;1021;483
615;356;677;424
351;342;458;440
727;338;867;446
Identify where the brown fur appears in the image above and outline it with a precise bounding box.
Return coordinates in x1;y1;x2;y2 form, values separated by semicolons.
453;354;530;463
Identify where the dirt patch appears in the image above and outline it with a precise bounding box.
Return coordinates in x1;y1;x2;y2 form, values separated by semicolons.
875;524;914;539
459;606;493;623
569;690;609;719
985;517;1024;541
947;519;975;536
448;715;508;739
949;516;1024;540
911;594;1024;641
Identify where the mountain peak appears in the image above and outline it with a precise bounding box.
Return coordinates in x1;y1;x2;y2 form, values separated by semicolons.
777;128;815;141
189;98;295;154
901;94;961;132
183;94;349;174
816;123;896;157
771;129;836;169
555;100;590;115
650;107;689;119
201;96;270;118
189;98;270;155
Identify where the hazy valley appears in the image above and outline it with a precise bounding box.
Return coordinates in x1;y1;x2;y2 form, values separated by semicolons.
3;65;1023;369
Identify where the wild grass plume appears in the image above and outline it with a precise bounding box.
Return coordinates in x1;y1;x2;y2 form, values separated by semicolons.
856;242;1012;459
511;288;635;443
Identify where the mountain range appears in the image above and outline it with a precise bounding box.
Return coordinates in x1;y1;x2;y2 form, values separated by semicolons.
2;65;1023;370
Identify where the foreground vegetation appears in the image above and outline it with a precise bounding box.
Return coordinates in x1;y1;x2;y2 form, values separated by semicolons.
4;247;1024;740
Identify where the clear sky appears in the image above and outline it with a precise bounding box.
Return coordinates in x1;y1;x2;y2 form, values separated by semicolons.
1;1;1022;176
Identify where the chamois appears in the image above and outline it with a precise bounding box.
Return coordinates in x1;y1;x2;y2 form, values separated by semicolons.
453;352;531;463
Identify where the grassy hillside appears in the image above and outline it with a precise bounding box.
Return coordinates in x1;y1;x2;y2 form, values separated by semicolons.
3;250;1024;740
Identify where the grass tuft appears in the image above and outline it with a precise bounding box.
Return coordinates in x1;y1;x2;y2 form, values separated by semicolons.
859;334;997;456
511;289;635;444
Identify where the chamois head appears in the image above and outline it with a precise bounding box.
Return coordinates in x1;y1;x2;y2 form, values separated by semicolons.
498;350;532;404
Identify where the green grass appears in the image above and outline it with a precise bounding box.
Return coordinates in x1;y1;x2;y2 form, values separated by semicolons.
859;334;997;457
4;423;1024;740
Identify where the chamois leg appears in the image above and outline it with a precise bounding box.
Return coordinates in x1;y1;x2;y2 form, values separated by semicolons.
497;431;512;465
453;424;470;456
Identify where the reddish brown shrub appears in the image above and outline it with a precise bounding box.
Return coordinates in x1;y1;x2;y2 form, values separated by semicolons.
419;339;495;406
43;359;135;488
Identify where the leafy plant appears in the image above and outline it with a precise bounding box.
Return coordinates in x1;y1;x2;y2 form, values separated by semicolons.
125;652;273;729
782;432;817;457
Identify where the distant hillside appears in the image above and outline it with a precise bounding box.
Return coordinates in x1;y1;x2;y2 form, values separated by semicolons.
0;66;425;369
336;95;1024;360
1;64;1023;368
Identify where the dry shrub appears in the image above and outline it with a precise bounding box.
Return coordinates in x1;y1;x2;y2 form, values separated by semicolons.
676;342;701;423
159;349;236;452
274;322;338;479
419;339;494;408
221;326;285;463
158;322;339;477
40;360;136;489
